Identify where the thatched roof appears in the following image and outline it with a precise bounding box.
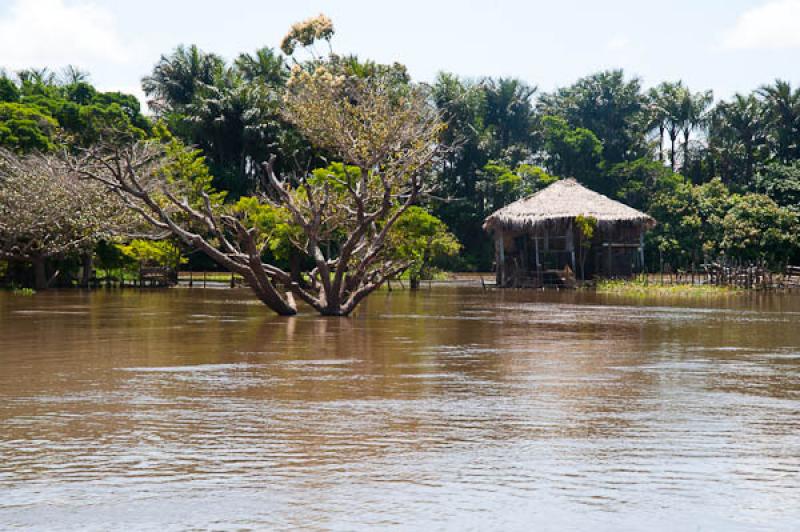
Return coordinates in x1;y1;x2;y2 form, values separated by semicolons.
483;178;656;233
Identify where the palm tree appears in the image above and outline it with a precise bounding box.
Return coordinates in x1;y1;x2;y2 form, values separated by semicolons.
656;81;688;172
142;44;225;115
709;94;766;185
234;47;288;86
60;65;90;85
481;77;537;151
646;86;669;162
16;67;57;87
185;69;281;196
758;79;800;162
681;89;713;169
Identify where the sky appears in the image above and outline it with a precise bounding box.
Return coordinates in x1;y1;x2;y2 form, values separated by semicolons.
1;0;799;108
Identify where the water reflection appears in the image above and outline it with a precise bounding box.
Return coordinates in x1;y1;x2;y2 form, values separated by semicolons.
1;287;799;530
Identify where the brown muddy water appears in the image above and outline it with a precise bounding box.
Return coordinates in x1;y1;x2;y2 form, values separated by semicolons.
0;286;799;531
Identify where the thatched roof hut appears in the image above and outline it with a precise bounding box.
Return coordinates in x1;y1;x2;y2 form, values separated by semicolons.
483;178;655;233
484;179;656;286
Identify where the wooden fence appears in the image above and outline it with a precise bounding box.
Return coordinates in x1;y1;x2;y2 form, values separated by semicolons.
645;263;800;290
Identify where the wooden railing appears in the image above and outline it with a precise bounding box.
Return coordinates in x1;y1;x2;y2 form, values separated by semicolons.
138;266;177;287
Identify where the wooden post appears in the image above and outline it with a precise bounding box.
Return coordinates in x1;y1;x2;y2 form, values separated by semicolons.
495;229;505;287
567;222;576;274
639;232;645;272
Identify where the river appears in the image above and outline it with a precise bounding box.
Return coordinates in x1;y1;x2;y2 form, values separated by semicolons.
1;287;798;531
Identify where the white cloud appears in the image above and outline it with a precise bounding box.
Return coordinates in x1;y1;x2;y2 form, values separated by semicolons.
0;0;132;71
722;0;800;50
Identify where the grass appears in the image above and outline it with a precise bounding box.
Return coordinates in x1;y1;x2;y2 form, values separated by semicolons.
7;286;35;296
178;271;242;283
594;278;741;297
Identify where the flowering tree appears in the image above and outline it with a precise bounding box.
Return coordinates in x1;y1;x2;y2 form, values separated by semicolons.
79;16;444;316
280;14;334;56
270;60;444;314
0;149;126;288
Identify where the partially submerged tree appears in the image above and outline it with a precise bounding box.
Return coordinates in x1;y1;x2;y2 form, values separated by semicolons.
79;16;445;316
0;149;126;289
271;60;444;314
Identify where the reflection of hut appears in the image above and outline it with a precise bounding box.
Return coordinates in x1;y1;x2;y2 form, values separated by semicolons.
483;179;656;287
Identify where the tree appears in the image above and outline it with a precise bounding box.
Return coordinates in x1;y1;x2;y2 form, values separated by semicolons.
645;86;669;163
758;79;800;162
386;206;461;289
645;82;710;173
611;157;685;211
271;56;444;314
0;73;149;153
80;16;445;317
753;161;800;214
0;103;58;152
482;77;537;153
720;194;798;266
142;44;225;116
540;115;604;190
184;70;283;196
538;70;646;165
234;47;288;85
143;45;303;197
430;73;491;268
0;149;127;289
656;81;688;172
708;94;767;187
681;88;713;170
119;239;186;270
0;74;20;103
646;178;733;267
481;161;556;208
279;13;334;56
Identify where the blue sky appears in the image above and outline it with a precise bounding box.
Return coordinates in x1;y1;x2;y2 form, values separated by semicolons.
2;0;799;107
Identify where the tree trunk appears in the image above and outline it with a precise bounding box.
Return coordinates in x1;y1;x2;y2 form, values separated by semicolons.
289;249;306;288
81;253;93;288
409;277;420;290
33;257;47;291
251;282;297;316
669;132;677;171
683;129;691;171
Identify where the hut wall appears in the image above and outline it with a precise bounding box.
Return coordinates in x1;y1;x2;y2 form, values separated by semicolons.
590;223;646;278
494;220;647;284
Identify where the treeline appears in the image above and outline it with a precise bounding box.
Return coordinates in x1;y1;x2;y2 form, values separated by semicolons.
432;71;800;269
1;44;799;282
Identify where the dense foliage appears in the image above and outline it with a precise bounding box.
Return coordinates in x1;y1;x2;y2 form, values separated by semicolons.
0;67;149;153
429;70;799;269
1;14;799;295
